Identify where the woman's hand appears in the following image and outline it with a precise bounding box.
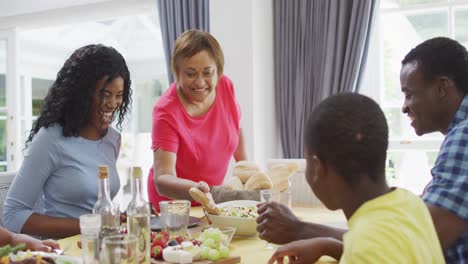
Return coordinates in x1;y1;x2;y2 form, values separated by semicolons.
196;181;210;193
11;234;60;252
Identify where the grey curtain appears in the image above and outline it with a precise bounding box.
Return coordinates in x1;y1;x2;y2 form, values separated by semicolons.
157;0;210;83
274;0;379;158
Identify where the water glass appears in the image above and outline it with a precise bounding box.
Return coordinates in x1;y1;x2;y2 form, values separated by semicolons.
80;214;101;264
260;189;277;250
101;234;138;264
278;190;292;208
159;200;191;238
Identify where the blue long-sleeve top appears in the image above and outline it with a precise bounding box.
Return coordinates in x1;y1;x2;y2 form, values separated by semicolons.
2;124;120;233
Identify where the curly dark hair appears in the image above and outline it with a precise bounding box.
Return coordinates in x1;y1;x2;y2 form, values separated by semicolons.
25;44;132;147
402;37;468;94
305;93;388;188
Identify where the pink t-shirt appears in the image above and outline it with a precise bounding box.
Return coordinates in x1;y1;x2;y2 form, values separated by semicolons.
147;75;241;211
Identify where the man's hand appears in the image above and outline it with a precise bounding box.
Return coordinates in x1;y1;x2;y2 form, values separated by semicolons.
268;238;342;264
256;201;303;244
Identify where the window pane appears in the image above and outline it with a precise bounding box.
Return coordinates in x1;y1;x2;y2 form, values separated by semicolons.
0;119;6;161
387;150;436;195
382;10;448;106
32;78;53;116
384;107;403;138
0;40;6;108
137;77;167;133
406;11;448;40
455;8;468;48
382;0;447;9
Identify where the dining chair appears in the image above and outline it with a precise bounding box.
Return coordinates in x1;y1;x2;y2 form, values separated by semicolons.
0;171;16;226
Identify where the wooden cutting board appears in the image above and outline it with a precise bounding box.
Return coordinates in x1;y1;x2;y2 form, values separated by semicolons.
152;256;241;264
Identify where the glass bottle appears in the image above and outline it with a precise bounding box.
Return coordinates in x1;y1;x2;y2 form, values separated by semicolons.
127;166;151;264
92;165;119;240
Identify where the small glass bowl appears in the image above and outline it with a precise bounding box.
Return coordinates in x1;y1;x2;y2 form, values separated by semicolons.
187;226;236;247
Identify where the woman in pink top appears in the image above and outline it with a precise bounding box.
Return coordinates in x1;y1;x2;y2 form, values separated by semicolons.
148;30;247;211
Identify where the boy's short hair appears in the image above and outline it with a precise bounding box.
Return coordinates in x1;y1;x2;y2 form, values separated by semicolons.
305;93;388;187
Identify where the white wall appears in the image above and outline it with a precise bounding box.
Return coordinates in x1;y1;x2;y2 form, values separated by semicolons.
0;0;111;17
211;0;281;170
0;0;154;30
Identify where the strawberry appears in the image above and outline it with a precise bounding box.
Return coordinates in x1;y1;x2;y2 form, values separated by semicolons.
159;231;170;242
152;234;167;248
175;235;185;244
151;245;163;260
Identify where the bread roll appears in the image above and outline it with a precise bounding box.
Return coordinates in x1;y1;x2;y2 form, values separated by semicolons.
272;180;290;193
244;172;273;190
224;176;244;191
233;161;261;183
188;187;221;215
268;163;299;192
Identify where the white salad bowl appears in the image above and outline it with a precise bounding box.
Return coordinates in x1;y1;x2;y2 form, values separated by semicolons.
206;200;258;237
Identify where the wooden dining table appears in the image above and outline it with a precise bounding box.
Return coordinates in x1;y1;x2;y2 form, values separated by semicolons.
59;206;346;263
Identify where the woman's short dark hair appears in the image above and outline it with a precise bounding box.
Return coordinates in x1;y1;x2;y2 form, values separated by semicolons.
402;37;468;94
26;44;132;147
305;93;388;187
171;29;224;79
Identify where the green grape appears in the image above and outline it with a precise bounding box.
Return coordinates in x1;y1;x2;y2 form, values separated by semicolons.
202;238;215;248
205;228;216;240
211;229;222;241
219;245;229;258
213;240;221;250
208;249;220;261
200;246;210;259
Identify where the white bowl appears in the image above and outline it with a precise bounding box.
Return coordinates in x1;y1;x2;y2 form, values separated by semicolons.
207;200;258;237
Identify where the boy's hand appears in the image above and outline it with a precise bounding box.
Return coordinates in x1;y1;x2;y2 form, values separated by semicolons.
268;238;342;264
256;201;303;244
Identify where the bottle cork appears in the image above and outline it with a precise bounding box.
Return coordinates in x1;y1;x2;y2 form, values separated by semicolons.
132;166;142;179
98;165;109;179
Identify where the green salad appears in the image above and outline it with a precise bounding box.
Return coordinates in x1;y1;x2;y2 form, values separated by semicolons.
220;205;258;218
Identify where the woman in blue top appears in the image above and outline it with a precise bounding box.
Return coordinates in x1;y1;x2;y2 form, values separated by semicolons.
3;44;132;238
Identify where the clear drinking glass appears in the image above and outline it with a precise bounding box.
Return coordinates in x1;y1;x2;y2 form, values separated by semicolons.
80;214;101;264
260;189;277;250
159;200;191;239
278;190;292;208
101;234;138;264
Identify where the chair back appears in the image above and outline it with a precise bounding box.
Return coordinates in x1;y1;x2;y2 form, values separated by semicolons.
0;171;16;226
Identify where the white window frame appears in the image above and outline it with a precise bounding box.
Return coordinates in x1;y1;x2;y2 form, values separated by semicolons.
0;0;157;170
0;28;20;170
